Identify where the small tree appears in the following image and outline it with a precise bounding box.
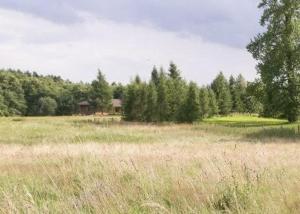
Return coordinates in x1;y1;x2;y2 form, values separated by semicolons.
168;62;181;80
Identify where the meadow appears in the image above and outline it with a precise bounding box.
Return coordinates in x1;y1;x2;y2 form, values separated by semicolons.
0;115;299;213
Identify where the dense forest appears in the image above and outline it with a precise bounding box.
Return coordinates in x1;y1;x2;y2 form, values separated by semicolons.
0;64;263;123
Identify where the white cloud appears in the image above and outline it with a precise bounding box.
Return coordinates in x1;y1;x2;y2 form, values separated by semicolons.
0;8;258;85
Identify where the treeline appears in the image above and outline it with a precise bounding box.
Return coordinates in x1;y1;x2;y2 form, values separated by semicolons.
123;63;262;123
0;65;262;121
0;69;118;116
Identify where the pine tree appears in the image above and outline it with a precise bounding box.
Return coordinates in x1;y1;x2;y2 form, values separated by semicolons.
199;87;209;119
91;70;112;114
247;0;300;122
166;64;186;121
211;72;232;115
151;66;160;87
168;62;181;80
180;82;200;123
229;75;236;111
157;69;170;122
145;82;158;122
208;89;219;117
234;74;247;113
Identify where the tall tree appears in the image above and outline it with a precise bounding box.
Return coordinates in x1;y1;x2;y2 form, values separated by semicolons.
199;87;210;119
247;0;300;122
211;72;232;115
145;82;158;122
233;74;247;113
166;63;186;121
208;89;219;117
91;70;112;114
157;69;170;122
180;82;200;123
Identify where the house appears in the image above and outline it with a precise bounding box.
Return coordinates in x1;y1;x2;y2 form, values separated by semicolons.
112;99;122;114
78;101;93;115
78;99;122;115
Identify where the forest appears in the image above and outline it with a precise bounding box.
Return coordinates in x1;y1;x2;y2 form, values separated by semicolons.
0;65;262;122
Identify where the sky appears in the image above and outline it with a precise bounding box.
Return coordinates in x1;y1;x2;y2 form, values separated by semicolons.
0;0;262;84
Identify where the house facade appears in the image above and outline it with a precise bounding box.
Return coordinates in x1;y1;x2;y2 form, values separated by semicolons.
78;99;122;115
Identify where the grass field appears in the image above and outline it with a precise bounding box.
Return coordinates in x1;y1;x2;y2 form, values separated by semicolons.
0;115;299;213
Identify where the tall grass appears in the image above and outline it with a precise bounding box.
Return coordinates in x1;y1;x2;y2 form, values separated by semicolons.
0;115;299;213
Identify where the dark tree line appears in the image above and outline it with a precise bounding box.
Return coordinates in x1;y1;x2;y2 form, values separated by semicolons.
123;63;262;123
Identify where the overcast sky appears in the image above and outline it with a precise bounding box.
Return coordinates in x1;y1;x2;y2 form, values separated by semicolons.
0;0;262;84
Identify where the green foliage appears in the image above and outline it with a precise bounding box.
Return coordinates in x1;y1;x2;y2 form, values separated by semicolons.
112;82;124;99
151;66;160;87
211;72;232;115
123;79;147;121
230;74;247;113
0;63;263;121
179;82;200;123
0;71;27;115
145;82;158;122
166;64;186;121
199;87;210;119
208;89;219;117
157;70;170;122
168;61;181;80
91;70;113;113
247;0;300;122
37;97;57;116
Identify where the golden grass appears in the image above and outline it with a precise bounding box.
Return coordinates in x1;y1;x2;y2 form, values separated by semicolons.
0;116;299;213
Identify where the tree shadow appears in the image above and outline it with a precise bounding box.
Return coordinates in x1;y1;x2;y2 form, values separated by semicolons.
205;120;289;128
245;127;300;141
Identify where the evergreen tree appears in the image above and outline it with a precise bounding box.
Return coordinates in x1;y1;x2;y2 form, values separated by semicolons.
157;69;170;122
211;72;232;115
123;83;136;121
199;87;210;119
151;66;160;87
166;65;186;121
168;62;181;80
123;80;147;121
208;89;219;117
180;82;200;123
247;0;300;122
91;70;112;113
112;82;124;99
145;82;158;122
232;74;247;113
229;75;236;111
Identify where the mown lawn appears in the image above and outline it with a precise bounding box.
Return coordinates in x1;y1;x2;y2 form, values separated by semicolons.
0;115;299;213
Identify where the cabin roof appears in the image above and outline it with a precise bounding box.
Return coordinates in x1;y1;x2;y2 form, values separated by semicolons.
78;101;90;106
112;99;122;107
